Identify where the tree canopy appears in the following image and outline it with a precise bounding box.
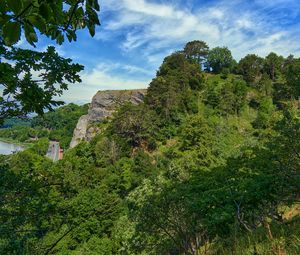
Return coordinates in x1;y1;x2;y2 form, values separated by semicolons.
0;0;101;122
0;46;83;124
1;40;300;254
206;46;234;73
183;40;209;67
0;0;100;46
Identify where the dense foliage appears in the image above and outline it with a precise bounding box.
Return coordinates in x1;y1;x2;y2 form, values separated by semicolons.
0;41;300;255
0;0;100;46
0;45;84;124
0;0;100;123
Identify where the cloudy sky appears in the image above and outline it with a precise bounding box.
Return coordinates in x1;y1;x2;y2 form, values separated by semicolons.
21;0;300;103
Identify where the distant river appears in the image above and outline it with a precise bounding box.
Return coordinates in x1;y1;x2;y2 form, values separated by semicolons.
0;140;24;155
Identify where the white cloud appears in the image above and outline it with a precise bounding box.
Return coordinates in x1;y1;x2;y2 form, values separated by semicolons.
123;0;177;18
98;0;300;65
236;17;254;29
92;61;154;76
102;0;221;57
60;65;150;103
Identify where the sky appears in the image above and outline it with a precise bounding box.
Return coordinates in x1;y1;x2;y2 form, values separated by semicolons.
19;0;300;104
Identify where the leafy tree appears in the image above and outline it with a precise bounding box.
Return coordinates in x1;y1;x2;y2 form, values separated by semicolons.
238;54;264;84
257;73;273;96
183;40;209;67
0;0;100;46
110;103;158;149
127;176;210;255
206;47;234;73
146;52;204;124
285;58;300;100
219;79;248;115
0;152;54;254
263;52;284;81
252;97;276;129
204;77;247;115
0;46;83;124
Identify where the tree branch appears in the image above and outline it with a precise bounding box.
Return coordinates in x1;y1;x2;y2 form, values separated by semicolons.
64;0;82;31
14;3;34;21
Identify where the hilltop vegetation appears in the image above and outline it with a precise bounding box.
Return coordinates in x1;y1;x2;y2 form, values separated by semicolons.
0;40;300;254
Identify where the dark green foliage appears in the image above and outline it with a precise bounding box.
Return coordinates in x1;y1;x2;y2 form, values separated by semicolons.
238;54;264;85
1;117;31;128
252;97;276;129
0;46;84;123
146;52;204;125
263;52;284;81
206;47;234;73
110;103;159;149
285;58;300;99
0;0;100;46
183;40;209;67
204;76;248;115
0;152;54;254
257;73;273;96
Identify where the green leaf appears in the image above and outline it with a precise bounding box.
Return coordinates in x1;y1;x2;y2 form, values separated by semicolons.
66;30;76;42
27;14;46;33
88;24;95;37
56;32;64;45
0;1;8;12
75;6;84;18
0;14;10;27
66;31;73;42
3;22;21;46
7;0;23;14
24;23;38;46
94;0;100;11
39;2;51;21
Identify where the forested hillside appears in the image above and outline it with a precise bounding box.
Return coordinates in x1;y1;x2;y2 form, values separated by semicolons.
0;41;299;255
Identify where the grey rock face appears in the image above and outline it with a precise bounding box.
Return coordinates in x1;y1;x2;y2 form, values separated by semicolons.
69;115;89;148
88;90;146;122
70;89;146;148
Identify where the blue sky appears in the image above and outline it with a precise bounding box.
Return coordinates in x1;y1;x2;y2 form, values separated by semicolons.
19;0;300;103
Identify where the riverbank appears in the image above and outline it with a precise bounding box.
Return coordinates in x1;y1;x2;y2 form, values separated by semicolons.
0;137;32;148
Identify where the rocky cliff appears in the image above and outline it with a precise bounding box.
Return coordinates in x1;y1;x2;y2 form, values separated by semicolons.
70;89;147;148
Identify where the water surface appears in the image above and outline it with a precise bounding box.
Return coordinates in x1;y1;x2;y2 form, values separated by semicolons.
0;140;24;155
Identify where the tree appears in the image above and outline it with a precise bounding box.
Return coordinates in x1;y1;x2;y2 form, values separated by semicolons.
219;79;248;115
206;47;234;73
183;40;209;68
252;96;276;129
285;58;300;100
146;52;204;124
0;1;100;122
257;73;273;96
0;0;100;46
110;103;159;149
238;54;264;84
263;52;284;81
0;46;83;124
127;177;210;255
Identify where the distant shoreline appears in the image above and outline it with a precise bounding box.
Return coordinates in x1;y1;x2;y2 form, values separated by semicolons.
0;137;31;148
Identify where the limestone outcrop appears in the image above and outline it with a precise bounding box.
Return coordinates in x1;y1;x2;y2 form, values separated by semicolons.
70;89;147;148
69;115;89;148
